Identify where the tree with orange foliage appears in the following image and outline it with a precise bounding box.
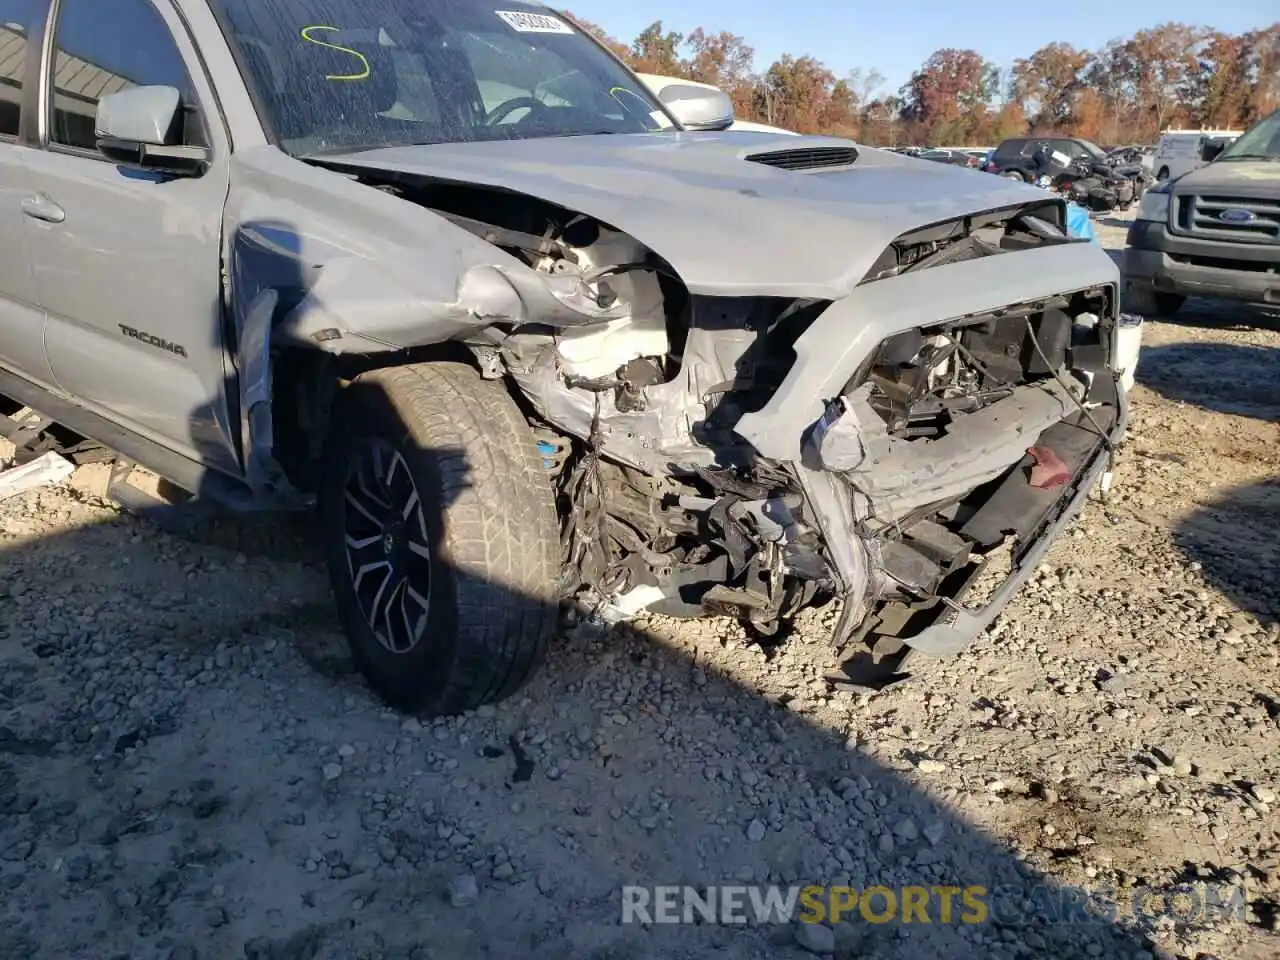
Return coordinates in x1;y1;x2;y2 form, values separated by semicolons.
1122;23;1204;136
683;29;757;119
1071;89;1107;142
1011;43;1092;131
1240;24;1280;118
758;55;843;132
552;12;1277;146
901;48;997;143
629;21;684;76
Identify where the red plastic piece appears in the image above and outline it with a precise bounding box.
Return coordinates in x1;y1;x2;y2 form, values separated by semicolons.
1026;445;1070;489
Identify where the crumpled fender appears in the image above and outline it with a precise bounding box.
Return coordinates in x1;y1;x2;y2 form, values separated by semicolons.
222;145;653;493
272;257;634;353
224;146;643;359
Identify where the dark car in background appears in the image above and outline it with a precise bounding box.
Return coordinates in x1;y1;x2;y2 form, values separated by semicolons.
985;136;1113;181
918;148;980;168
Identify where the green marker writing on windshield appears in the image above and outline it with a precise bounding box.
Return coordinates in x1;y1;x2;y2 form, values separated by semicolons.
300;25;370;80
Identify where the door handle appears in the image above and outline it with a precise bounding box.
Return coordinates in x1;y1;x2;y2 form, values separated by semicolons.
21;194;66;224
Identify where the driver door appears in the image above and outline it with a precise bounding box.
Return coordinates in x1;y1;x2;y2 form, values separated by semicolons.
18;0;239;473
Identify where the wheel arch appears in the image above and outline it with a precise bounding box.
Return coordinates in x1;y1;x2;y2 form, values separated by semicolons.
266;340;484;497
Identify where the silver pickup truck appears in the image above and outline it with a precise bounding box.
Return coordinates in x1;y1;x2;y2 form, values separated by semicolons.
0;0;1133;715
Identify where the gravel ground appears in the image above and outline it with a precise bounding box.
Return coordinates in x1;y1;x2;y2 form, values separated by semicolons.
2;211;1279;960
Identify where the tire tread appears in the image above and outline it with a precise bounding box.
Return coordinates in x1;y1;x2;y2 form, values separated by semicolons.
335;361;559;714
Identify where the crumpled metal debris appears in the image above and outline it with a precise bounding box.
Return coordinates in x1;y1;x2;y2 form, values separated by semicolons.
0;451;75;502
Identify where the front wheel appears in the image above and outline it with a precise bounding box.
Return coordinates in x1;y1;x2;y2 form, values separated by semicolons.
321;362;560;716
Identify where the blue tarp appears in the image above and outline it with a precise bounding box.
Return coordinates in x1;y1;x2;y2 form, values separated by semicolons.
1065;201;1097;242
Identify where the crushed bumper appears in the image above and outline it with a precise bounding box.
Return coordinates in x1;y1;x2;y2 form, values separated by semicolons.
732;238;1124;656
890;397;1122;655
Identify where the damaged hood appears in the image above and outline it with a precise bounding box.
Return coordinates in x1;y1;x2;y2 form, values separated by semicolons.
315;132;1056;299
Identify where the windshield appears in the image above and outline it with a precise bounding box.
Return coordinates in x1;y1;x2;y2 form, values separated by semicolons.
1077;139;1107;159
209;0;674;155
1218;109;1280;161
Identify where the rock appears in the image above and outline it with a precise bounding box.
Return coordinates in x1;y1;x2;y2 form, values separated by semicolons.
916;759;948;774
322;763;343;782
2;840;33;862
831;920;861;951
447;873;479;907
794;921;835;954
746;818;767;842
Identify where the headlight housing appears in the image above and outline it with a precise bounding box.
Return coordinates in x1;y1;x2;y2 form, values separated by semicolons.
1135;182;1172;223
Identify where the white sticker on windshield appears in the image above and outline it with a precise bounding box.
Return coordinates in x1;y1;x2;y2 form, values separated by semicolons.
495;10;576;34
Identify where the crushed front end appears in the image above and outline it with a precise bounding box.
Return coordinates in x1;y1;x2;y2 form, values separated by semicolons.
363;173;1127;666
489;199;1125;667
734;204;1127;666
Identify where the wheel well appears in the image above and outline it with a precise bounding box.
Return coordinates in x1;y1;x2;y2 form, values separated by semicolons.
269;342;479;494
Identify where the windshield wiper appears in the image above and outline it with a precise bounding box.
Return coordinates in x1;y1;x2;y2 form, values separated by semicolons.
1219;153;1280;161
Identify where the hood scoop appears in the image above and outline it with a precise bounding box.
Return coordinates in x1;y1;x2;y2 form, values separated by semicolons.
744;145;858;171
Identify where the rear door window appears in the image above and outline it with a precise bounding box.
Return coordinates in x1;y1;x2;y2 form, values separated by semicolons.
994;140;1027;161
1054;139;1086;161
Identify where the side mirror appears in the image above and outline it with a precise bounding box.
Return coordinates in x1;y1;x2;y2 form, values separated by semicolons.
657;83;733;131
95;85;209;177
1200;139;1226;162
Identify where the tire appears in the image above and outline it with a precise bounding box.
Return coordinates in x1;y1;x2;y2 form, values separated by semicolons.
1122;282;1185;317
1002;171;1025;181
321;361;560;716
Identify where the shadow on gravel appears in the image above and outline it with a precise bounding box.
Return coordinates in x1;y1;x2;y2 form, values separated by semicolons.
1136;342;1280;421
1149;304;1280;335
1172;477;1280;628
0;450;1208;960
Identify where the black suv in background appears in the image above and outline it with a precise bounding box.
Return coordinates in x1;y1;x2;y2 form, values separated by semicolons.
985;136;1110;181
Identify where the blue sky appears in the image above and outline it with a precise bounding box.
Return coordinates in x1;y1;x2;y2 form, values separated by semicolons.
567;0;1278;95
